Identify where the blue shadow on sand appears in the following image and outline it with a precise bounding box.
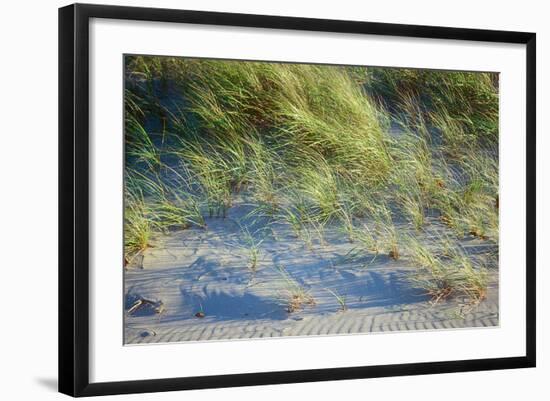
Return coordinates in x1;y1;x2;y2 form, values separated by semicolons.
154;290;288;323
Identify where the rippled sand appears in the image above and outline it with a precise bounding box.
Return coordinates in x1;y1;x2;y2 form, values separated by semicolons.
124;202;498;345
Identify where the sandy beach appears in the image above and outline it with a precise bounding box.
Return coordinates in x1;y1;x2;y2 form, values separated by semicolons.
124;199;498;344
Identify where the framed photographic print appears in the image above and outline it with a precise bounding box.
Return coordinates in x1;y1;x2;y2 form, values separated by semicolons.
58;3;536;397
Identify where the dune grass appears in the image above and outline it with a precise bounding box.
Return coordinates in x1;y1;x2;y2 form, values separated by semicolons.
276;265;316;313
405;235;489;304
124;188;153;266
366;67;498;149
324;288;348;312
238;225;266;273
123;169;207;264
124;55;499;308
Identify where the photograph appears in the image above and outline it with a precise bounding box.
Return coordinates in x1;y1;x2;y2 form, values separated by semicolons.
123;55;500;345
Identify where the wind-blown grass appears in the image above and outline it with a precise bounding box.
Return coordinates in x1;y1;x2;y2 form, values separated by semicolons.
325;288;348;312
124;169;207;264
238;225;266;273
276;265;316;313
123;55;498;309
405;235;489;305
366;67;499;149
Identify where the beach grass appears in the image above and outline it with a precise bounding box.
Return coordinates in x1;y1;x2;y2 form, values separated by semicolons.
325;288;348;312
124;55;499;309
405;235;489;305
276;265;316;313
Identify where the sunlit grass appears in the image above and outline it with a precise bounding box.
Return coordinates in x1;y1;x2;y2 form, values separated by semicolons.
123;55;498;309
405;235;489;305
276;265;316;313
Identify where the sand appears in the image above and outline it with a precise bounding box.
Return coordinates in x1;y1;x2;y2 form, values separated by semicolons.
124;199;498;345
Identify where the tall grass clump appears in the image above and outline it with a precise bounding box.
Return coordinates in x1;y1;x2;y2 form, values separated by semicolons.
272;65;393;186
124;169;207;263
172;137;233;217
293;155;340;223
237;226;266;273
276;265;316;313
124;187;153;265
405;236;489;305
246;138;283;212
170;60;393;189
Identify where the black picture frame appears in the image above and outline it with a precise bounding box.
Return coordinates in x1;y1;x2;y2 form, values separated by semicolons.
59;3;536;397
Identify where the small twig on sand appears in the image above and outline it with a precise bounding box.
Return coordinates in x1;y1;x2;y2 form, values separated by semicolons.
127;297;164;315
